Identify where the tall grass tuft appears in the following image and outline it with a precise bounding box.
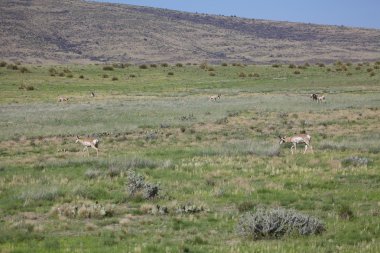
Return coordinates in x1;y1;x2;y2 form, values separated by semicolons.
19;186;63;205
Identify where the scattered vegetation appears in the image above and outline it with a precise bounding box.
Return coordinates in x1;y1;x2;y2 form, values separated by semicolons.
0;62;380;252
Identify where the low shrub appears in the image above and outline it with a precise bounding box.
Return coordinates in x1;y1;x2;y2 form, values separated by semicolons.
7;64;18;70
176;63;183;67
107;166;121;177
199;62;208;69
103;66;114;71
127;170;159;199
338;204;354;220
0;61;7;67
294;70;301;75
19;186;63;205
18;84;35;91
139;64;148;69
84;169;102;179
237;201;256;213
168;72;174;76
176;203;205;214
20;66;30;73
341;156;371;167
161;63;169;67
112;76;118;81
50;201;115;219
237;208;325;240
239;72;246;78
221;63;228;66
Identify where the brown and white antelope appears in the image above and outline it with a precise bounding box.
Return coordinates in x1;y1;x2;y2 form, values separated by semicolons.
279;134;313;155
317;95;325;103
209;94;221;101
58;96;69;102
75;136;99;157
310;93;318;101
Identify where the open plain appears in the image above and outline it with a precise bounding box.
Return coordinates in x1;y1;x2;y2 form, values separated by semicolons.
0;61;380;252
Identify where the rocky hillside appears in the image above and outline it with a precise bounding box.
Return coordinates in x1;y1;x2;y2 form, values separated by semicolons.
1;0;380;63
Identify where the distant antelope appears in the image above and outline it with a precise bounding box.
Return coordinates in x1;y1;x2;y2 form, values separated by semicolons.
75;136;99;157
310;93;318;101
279;134;313;155
317;95;325;103
91;92;95;97
58;96;69;102
209;94;221;101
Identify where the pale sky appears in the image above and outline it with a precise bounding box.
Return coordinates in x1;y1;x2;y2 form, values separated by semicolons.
92;0;380;29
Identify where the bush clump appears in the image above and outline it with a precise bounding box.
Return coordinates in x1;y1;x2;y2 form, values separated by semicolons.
50;201;115;219
238;72;246;78
103;66;114;71
237;208;325;240
7;64;18;70
176;203;206;214
19;66;30;73
139;64;148;69
338;204;354;220
0;61;7;67
341;156;371;167
127;170;159;199
18;84;35;91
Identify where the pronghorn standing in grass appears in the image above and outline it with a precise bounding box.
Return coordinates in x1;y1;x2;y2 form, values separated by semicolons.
75;136;99;157
279;134;313;155
310;93;318;101
58;96;69;102
317;95;326;103
209;94;221;101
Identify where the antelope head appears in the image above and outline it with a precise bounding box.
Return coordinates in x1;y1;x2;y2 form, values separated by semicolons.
278;135;287;144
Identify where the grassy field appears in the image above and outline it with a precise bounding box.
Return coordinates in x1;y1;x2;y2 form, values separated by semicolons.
1;61;380;252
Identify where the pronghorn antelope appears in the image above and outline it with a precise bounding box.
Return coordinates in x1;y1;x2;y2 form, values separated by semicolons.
58;96;69;102
209;94;221;101
317;95;325;103
310;93;318;101
75;136;99;157
279;134;313;155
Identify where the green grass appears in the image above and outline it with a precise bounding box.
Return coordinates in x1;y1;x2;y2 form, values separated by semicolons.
0;61;380;252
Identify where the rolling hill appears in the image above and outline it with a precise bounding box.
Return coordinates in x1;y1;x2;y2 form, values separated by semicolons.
1;0;380;64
